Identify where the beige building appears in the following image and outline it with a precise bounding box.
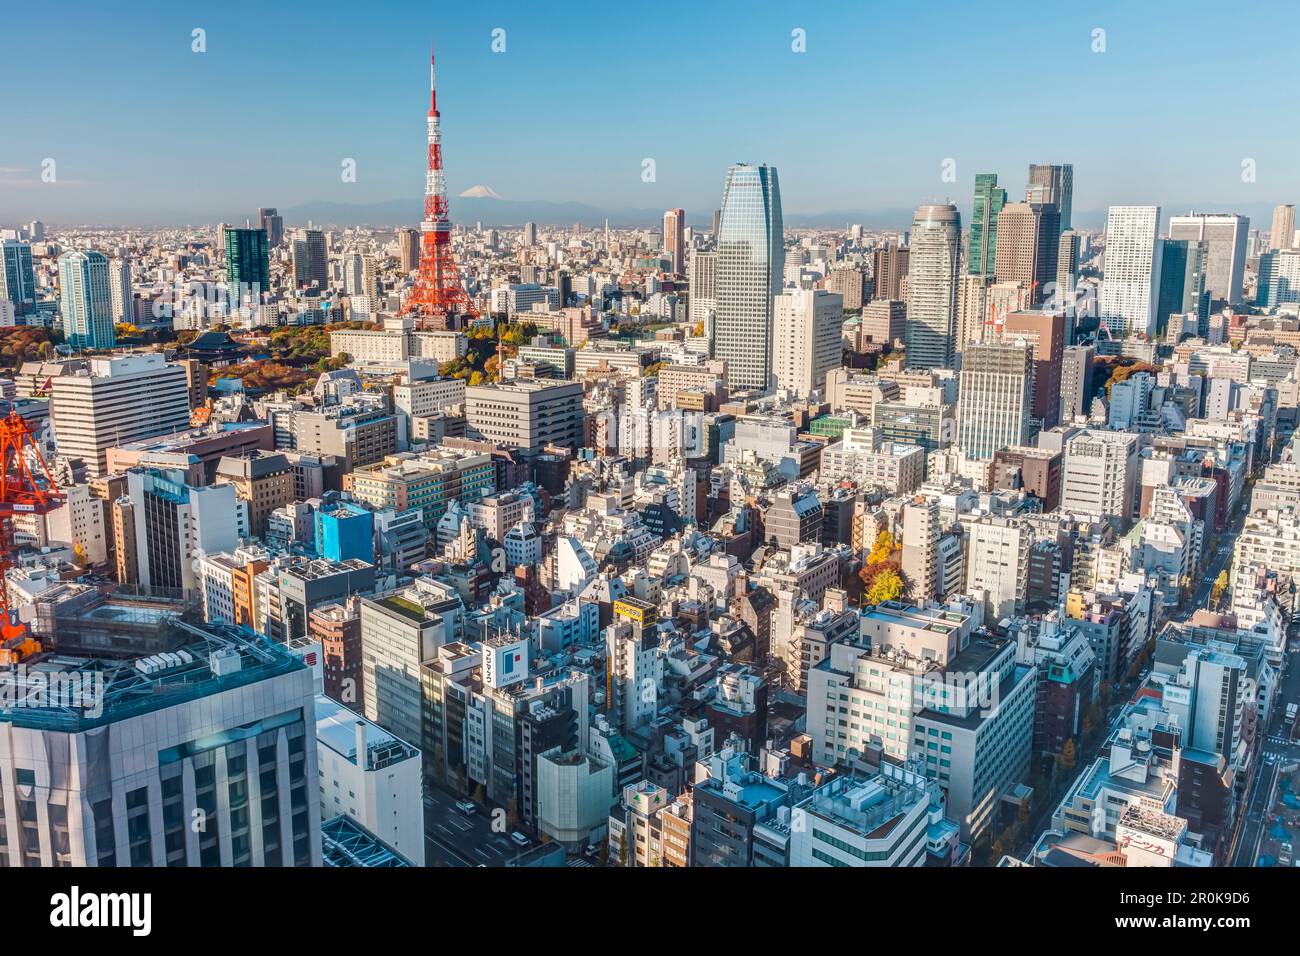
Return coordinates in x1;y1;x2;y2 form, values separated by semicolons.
772;289;843;399
214;451;294;538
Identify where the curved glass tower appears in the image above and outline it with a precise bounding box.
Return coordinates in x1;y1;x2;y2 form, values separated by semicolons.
904;203;961;370
713;163;783;393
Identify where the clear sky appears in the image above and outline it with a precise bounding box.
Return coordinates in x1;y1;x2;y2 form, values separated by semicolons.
2;0;1296;225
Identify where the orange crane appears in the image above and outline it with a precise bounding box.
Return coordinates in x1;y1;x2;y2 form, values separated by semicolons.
0;411;61;664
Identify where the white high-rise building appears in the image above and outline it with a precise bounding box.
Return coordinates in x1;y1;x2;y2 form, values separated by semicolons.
109;257;133;324
964;514;1029;621
125;472;246;592
1099;205;1162;338
688;249;717;326
771;288;843;399
1060;429;1140;519
343;252;378;302
904;203;961;369
43;483;108;565
49;353;192;476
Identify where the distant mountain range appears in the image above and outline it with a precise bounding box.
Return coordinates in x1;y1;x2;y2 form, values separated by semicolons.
277;197;925;231
272;197;1289;235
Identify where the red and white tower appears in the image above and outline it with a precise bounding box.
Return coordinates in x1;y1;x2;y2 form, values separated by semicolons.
402;42;477;329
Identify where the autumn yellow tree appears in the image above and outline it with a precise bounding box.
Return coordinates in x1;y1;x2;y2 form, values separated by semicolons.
1058;738;1077;773
867;530;897;565
865;567;905;604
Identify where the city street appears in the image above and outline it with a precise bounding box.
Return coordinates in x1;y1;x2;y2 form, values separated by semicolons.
1233;641;1300;866
423;786;527;867
1188;529;1240;612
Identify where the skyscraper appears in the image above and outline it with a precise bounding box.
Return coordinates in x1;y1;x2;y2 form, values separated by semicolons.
1257;248;1300;309
398;226;421;272
58;250;116;351
109;257;133;323
1055;230;1080;310
689;249;717;325
1167;212;1249;307
1157;239;1210;335
1099;206;1162;339
713;163;783;392
291;228;328;290
956;339;1033;460
225;227;270;307
50;353;192;477
1271;204;1296;251
663;208;686;275
1027;163;1074;230
994;202;1060;305
968;173;1006;275
904;204;961;369
872;242;909;300
0;239;36;315
259;206;284;247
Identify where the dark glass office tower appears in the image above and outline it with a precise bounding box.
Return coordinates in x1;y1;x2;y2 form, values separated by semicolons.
1157;238;1211;336
969;173;1006;275
225;227;270;307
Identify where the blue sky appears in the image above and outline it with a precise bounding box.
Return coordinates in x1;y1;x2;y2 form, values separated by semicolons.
2;0;1296;225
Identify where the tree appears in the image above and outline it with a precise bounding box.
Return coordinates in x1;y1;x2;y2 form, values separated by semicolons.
990;833;1008;863
617;835;629;868
865;567;905;605
867;530;897;565
1210;569;1229;606
1058;738;1077;773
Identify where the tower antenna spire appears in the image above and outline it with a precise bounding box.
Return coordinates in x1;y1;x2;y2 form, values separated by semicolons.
402;38;477;330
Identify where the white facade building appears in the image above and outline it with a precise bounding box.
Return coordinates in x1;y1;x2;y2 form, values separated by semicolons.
1099;205;1162;338
50;354;191;477
315;695;425;866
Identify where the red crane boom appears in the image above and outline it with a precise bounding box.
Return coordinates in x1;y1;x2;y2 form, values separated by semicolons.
0;411;61;660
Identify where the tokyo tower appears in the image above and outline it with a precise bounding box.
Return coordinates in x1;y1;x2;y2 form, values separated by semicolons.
402;41;478;329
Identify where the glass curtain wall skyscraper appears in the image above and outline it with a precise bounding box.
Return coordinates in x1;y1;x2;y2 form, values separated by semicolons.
225;227;271;309
904;204;961;370
1;239;37;316
713;163;783;392
57;250;116;350
969;174;1006;275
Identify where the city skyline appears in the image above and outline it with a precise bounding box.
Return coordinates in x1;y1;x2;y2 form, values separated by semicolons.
3;0;1300;898
3;1;1298;226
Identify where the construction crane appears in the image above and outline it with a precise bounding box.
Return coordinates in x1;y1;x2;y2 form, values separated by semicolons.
0;411;61;665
